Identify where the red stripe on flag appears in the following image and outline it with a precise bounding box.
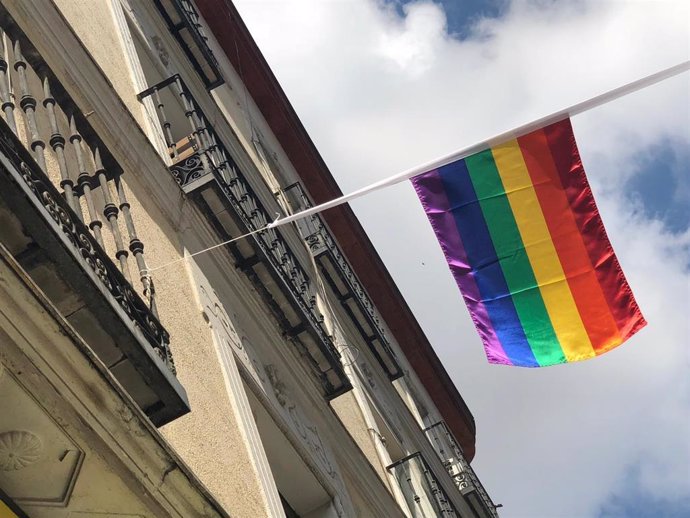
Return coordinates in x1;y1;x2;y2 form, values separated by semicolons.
543;119;646;341
518;129;622;353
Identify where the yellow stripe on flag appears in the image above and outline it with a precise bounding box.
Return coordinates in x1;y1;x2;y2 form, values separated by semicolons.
492;141;595;361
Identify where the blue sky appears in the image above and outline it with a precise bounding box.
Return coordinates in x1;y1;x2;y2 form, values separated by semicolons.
598;465;690;518
235;1;690;516
389;0;507;38
626;139;690;234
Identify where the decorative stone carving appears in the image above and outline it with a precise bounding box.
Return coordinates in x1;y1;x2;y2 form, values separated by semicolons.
0;430;43;471
304;424;336;480
151;35;170;67
0;350;84;506
334;495;345;517
264;364;339;480
195;280;265;385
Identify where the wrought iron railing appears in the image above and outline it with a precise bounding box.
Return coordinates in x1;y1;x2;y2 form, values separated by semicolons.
387;453;458;518
138;75;349;396
425;421;498;517
0;13;173;371
154;0;223;89
281;182;403;380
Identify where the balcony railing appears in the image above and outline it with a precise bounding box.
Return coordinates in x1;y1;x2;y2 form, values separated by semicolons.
0;10;188;425
138;75;351;398
154;0;223;89
425;421;498;517
281;182;403;380
387;453;458;518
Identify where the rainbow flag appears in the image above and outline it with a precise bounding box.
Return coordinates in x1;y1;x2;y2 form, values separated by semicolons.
412;118;646;367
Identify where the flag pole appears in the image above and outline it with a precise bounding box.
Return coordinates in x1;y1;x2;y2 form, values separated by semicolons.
269;60;689;229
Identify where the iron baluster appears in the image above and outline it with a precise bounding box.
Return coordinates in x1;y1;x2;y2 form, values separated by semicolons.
13;39;47;173
93;146;131;281
174;76;213;176
114;175;156;316
69;116;104;247
152;87;177;158
0;29;16;134
42;77;78;214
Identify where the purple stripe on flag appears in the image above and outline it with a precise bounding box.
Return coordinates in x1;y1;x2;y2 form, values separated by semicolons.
411;170;511;365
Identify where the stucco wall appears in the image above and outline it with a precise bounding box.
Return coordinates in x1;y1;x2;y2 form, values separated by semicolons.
53;0;149;131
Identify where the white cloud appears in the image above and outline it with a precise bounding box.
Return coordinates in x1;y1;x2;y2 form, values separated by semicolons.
377;2;448;75
234;0;690;516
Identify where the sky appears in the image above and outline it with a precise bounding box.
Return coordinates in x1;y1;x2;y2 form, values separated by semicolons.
232;1;690;516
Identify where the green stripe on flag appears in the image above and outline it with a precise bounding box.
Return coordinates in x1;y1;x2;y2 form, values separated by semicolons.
465;150;565;366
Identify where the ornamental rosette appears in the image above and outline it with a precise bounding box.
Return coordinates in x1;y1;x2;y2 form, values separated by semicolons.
0;430;43;471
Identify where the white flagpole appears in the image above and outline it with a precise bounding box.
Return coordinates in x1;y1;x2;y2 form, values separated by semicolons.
269;60;689;229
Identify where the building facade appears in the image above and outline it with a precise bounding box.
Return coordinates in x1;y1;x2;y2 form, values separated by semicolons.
0;1;497;517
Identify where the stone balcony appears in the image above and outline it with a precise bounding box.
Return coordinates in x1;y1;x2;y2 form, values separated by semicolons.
387;452;460;517
138;75;351;398
153;0;223;89
425;421;499;517
0;10;188;426
280;182;403;380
